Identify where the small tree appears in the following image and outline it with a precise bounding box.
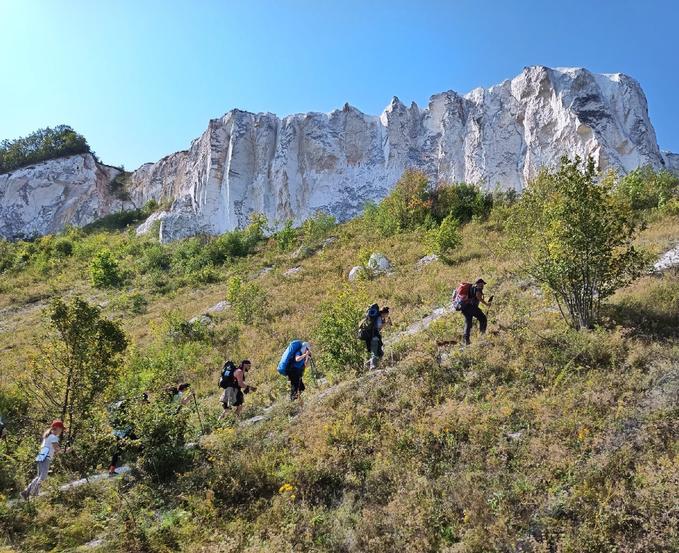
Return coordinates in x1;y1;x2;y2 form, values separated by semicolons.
428;214;461;259
226;276;267;324
30;297;128;444
508;156;648;330
90;249;124;287
314;290;367;375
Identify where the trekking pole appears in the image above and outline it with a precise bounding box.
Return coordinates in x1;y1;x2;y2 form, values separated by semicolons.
309;357;319;383
192;394;206;435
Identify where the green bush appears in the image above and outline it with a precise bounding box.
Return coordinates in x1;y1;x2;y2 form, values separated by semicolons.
427;214;461;258
615;166;678;211
226;277;267;324
275;220;296;252
508;156;649;329
0;125;92;174
89;249;124;288
431;182;493;223
302;211;336;245
314;290;367;375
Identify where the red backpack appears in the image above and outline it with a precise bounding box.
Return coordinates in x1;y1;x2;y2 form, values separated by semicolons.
452;282;473;311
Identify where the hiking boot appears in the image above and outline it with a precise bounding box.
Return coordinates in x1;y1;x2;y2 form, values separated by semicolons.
19;490;29;501
108;466;117;477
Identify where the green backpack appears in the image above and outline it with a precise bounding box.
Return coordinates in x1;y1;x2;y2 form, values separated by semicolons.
357;303;380;341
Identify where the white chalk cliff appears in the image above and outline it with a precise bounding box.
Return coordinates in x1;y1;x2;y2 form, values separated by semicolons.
0;154;123;240
1;66;677;241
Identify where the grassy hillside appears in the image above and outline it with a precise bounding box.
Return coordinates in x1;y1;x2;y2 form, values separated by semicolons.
0;170;678;552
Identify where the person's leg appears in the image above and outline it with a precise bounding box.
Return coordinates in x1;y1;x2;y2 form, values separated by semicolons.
234;390;244;417
475;306;487;335
369;336;381;370
289;372;300;401
26;459;50;497
462;308;474;345
109;440;120;475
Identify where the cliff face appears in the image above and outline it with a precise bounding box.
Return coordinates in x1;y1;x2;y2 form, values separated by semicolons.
126;66;673;241
1;66;675;242
0;154;123;240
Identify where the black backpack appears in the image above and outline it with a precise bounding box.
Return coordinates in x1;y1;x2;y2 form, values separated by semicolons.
357;303;380;341
218;361;238;389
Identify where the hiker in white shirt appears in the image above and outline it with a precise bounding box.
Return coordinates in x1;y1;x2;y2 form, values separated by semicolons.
20;419;64;500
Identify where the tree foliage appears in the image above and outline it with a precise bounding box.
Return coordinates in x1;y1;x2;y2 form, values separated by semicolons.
508;156;649;329
0;125;92;174
30;297;128;445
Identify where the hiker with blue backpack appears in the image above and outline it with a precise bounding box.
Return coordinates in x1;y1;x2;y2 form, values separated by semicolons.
277;341;312;404
218;360;256;419
20;419;64;500
358;304;391;370
453;278;493;345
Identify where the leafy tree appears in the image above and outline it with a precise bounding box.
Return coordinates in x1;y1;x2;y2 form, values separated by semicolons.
431;182;493;223
508;156;649;329
275;220;296;252
0;125;92;173
226;276;267;324
615;166;678;211
301;211;336;244
428;214;461;258
29;297;128;445
90;249;124;287
314;290;367;375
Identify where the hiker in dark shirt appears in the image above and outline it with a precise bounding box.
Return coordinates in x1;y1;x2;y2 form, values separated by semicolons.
461;278;492;345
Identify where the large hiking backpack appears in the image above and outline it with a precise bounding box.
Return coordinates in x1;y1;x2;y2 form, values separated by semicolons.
357;303;380;341
218;361;238;388
277;340;304;376
452;282;473;311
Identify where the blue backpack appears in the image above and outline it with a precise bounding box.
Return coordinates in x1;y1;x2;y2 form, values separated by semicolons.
277;340;304;376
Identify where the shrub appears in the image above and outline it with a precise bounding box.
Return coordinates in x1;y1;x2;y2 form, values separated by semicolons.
615;166;678;211
508;156;649;329
302;211;336;245
431;182;493;223
226;277;267;324
140;244;171;273
275;220;296;252
89;249;124;287
427;214;461;258
314;290;367;375
0;125;91;174
52;238;73;257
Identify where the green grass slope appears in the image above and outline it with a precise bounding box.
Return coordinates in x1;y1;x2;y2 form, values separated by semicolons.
0;196;678;552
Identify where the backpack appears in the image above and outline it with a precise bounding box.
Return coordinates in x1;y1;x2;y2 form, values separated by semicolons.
219;361;238;388
452;282;473;311
357;303;380;341
277;340;304;376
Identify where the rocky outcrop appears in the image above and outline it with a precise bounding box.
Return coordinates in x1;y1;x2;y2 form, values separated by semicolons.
0;154;123;240
126;66;677;241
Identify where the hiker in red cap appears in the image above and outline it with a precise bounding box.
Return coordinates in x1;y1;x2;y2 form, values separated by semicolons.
453;278;493;345
20;420;65;500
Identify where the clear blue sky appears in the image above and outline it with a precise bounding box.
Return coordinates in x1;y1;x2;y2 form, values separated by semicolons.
1;0;677;169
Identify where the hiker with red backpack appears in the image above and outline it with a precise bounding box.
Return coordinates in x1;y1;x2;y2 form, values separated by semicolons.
453;278;493;345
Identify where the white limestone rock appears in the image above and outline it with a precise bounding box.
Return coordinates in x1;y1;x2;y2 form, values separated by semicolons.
284;266;303;277
367;253;392;273
348;265;364;282
0;154;123;239
417;254;439;267
126;66;678;242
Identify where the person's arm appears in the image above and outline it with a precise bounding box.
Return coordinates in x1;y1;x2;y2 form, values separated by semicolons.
181;392;193;405
235;369;246;389
478;290;492;307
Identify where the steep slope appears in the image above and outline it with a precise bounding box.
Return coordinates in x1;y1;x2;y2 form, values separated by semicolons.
0;154;123;240
129;66;675;241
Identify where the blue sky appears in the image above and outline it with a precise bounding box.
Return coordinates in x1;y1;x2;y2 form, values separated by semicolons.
1;0;677;169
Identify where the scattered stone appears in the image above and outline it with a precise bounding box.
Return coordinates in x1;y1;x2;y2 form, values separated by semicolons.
322;237;337;248
188;314;213;326
417;253;439;267
291;245;314;260
206;300;230;313
368;252;392;273
284;266;303;277
243;415;267;426
84;538;104;549
348;265;365;282
255;266;274;278
506;431;523;442
654;244;679;272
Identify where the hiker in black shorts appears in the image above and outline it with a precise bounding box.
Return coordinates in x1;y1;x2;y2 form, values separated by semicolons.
218;360;255;419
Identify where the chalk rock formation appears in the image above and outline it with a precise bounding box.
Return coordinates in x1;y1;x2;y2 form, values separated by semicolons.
0;154;122;239
126;66;676;241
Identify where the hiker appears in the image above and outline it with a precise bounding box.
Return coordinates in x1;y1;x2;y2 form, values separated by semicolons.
454;278;493;345
358;304;391;370
108;393;148;476
277;341;311;404
218;360;256;419
167;383;193;406
0;416;6;440
20;420;64;500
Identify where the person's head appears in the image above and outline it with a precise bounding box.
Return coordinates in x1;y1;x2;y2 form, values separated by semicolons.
380;307;390;316
240;360;252;371
475;278;486;290
47;419;65;438
301;342;311;354
178;383;191;393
